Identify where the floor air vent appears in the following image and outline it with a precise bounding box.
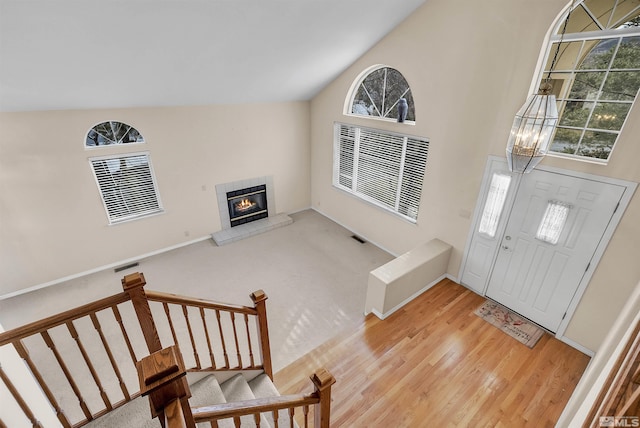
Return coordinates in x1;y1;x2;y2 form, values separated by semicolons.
114;262;139;273
351;235;366;244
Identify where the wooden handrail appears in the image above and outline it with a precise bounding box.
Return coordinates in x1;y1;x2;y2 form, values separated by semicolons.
0;272;329;428
191;368;335;428
143;283;272;375
146;290;258;315
0;292;130;345
0;290;136;428
192;394;320;420
587;318;640;425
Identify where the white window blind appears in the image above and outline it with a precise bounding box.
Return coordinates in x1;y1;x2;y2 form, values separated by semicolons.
90;152;163;224
333;122;428;222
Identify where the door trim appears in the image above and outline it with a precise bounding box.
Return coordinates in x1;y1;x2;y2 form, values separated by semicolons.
459;156;638;340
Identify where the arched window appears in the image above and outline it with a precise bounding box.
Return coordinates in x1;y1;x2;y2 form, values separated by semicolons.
86;121;145;147
346;66;415;123
537;0;640;162
85;122;163;224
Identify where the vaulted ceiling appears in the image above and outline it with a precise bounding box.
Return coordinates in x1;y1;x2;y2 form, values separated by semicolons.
0;0;427;112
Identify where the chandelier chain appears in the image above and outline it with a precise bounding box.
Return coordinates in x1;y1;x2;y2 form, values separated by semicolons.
546;0;578;82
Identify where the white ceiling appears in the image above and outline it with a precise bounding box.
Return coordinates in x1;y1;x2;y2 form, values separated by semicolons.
0;0;426;112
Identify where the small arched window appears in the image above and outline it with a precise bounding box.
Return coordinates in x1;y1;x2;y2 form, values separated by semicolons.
536;0;640;162
346;66;415;123
86;121;145;147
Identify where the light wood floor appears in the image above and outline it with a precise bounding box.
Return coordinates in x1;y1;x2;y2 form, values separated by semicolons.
274;279;591;427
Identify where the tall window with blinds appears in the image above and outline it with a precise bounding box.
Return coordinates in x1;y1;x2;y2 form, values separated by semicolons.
89;153;163;224
333;122;428;222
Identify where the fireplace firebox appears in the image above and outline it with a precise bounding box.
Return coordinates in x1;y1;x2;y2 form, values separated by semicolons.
227;185;268;227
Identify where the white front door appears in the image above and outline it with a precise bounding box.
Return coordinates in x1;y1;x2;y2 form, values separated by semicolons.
485;169;624;332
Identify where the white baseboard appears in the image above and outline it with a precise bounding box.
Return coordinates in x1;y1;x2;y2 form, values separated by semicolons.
558;335;595;357
311;207;401;257
366;274;448;320
0;235;212;300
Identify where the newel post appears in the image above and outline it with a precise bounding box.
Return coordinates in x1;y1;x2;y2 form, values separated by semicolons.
311;368;336;428
122;272;162;354
137;345;195;428
250;289;273;379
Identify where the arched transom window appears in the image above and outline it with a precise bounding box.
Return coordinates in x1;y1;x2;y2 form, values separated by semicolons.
347;66;415;123
539;0;640;162
86;121;145;147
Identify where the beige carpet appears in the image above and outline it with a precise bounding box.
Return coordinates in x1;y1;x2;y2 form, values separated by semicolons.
0;209;394;373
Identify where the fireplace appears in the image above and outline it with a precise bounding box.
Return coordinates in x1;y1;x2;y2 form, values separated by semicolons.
213;176;292;245
227;184;268;227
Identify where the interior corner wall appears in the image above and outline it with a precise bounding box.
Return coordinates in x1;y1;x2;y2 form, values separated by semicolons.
0;102;311;296
309;0;640;353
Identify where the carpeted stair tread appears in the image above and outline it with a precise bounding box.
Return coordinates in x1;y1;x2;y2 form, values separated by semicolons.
248;374;298;428
190;375;237;428
189;375;227;407
87;372;290;428
220;373;271;427
85;395;158;428
220;373;256;402
248;374;280;398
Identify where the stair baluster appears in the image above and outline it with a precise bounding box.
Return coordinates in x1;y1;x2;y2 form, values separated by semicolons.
90;312;131;401
0;272;335;428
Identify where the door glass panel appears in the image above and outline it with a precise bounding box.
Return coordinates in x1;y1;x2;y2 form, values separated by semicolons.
478;173;512;238
536;201;571;244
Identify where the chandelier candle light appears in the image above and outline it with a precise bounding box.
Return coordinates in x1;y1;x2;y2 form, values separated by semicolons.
506;1;574;173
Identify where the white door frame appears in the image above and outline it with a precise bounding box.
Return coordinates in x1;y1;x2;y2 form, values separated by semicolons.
459;155;637;342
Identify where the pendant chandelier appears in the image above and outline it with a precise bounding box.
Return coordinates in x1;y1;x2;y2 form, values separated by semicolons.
506;2;574;173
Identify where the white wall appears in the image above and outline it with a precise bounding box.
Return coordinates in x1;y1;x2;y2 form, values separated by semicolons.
309;0;640;352
0;102;311;295
557;280;640;426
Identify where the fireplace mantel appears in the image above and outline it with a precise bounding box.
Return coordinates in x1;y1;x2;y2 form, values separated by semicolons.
212;176;292;245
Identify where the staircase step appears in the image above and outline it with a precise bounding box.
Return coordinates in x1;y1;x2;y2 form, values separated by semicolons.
220;373;256;402
220;373;271;427
248;374;280;398
249;374;298;428
85;395;157;428
190;375;227;407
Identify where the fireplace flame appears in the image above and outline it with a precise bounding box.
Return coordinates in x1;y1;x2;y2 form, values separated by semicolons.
235;198;256;211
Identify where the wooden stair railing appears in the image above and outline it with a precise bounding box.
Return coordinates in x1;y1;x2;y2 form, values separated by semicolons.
587;317;640;426
137;345;195;428
191;368;336;428
142;287;273;378
0;291;137;428
0;272;334;428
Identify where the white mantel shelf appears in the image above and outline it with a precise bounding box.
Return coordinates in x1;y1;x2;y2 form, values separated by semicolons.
211;213;293;246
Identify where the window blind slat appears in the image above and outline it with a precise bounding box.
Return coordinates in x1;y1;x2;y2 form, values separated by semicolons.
90;153;163;223
333;123;428;222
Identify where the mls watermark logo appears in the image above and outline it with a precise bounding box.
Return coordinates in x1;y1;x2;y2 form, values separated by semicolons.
600;416;640;427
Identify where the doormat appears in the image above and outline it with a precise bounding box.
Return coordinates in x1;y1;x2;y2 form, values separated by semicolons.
474;300;545;348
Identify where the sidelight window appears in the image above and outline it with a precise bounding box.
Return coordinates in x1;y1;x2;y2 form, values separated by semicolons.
478;173;512;238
